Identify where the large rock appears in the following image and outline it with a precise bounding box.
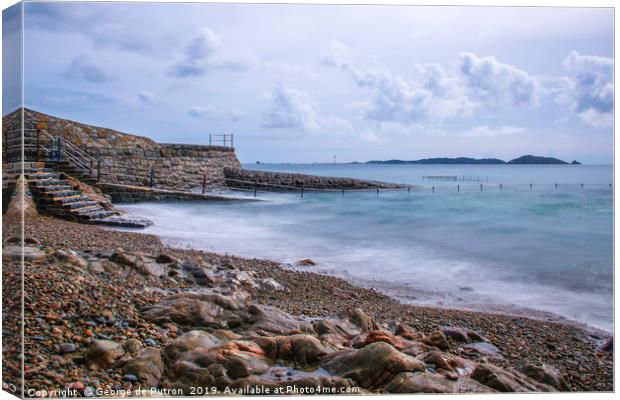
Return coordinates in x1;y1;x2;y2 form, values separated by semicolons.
245;304;314;335
385;372;495;393
142;295;231;328
252;334;327;365
85;340;124;368
122;347;164;387
418;351;476;375
519;363;568;391
176;341;271;379
471;363;557;392
421;331;450;350
164;330;222;361
322;342;425;389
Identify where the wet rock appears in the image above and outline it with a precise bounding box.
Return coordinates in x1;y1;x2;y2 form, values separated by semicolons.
253;334;327;364
421;331;450;350
142;295;228;328
246;304;314;335
471;363;556;392
401;342;436;358
3;246;45;262
441;326;488;343
164;330;222;360
85;340;124;368
418;351;476;375
340;308;375;335
323;341;425;389
520;363;568;391
181;260;214;285
394;323;422;341
350;330;405;350
122;375;139;383
260;278;287;292
462;342;503;360
176;340;271;379
386;372;495;393
49;250;87;268
122;347;164;388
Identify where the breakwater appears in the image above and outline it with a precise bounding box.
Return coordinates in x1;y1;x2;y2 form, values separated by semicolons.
223;167;408;191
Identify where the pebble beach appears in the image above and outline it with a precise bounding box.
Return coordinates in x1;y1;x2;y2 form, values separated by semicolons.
1;214;613;396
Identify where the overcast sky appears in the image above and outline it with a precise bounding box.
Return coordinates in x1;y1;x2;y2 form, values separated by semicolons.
3;2;614;163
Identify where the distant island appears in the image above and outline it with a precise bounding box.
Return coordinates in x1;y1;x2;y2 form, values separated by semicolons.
364;154;581;165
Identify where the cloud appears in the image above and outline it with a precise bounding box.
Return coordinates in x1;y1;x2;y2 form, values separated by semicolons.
25;86;118;110
170;28;249;77
138;91;157;105
457;125;525;138
557;51;613;128
262;84;319;131
188;105;244;122
65;55;107;83
459;52;539;106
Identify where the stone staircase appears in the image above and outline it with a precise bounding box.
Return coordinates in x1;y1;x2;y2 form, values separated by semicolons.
22;166;151;228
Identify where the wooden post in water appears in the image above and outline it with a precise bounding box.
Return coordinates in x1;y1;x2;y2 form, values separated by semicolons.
301;187;304;198
377;188;379;197
480;184;483;192
581;183;584;189
149;168;155;188
529;183;532;190
202;175;206;194
432;186;435;192
457;185;460;192
342;189;344;197
407;187;410;194
555;183;558;189
500;183;503;190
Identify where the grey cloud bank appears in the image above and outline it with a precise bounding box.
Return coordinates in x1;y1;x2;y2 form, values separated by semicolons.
6;2;614;163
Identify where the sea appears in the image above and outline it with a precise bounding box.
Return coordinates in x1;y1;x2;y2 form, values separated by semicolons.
116;163;614;332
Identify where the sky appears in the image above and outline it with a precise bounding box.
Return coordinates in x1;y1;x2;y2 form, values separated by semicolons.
2;2;614;163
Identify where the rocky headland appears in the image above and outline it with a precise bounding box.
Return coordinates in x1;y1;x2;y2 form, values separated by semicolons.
2;211;613;397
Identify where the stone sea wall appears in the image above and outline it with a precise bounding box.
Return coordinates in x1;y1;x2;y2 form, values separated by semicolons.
8;109;241;191
224;167;408;191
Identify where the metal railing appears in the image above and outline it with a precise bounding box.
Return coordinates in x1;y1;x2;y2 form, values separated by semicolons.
209;134;233;148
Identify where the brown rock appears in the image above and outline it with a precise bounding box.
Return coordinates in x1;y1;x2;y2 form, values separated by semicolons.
253;334;327;364
520;363;568;391
323;341;425;389
421;331;450;350
471;363;557;392
85;340;124;368
246;304;314;335
164;330;221;361
122;347;164;388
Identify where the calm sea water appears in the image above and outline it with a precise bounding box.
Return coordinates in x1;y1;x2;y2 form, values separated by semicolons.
117;164;613;332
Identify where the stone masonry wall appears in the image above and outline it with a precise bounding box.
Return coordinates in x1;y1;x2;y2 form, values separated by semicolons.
8;109;241;191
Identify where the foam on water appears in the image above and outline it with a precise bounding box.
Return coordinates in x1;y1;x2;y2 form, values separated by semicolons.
115;164;613;332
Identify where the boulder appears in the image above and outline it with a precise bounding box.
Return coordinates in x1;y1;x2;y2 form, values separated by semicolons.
461;342;503;360
3;246;45;262
85;340;124;368
252;334;327;364
141;295;229;328
245;304;314;335
122;347;164;387
323;342;425;389
165;330;222;361
385;372;493;393
471;363;556;392
259;278;287;292
49;250;87;268
176;341;271;379
441;326;488;344
421;331;450;350
418;351;475;375
519;363;568;391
